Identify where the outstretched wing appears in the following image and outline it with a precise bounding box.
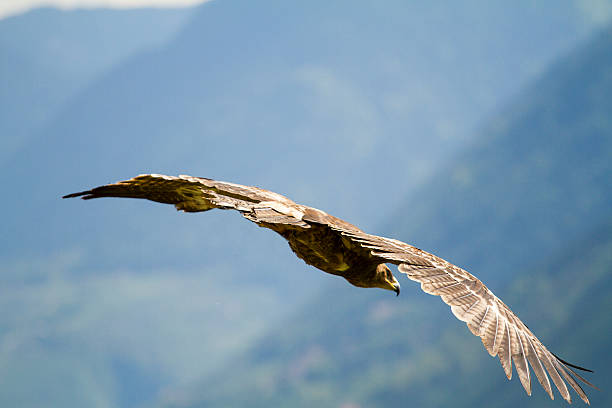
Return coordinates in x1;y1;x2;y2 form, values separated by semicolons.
63;174;311;227
65;174;595;404
327;226;596;404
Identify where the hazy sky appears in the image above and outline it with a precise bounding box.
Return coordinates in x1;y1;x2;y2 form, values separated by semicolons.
0;0;207;19
4;0;612;23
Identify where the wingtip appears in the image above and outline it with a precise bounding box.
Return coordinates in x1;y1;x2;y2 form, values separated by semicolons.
551;353;594;373
62;190;91;199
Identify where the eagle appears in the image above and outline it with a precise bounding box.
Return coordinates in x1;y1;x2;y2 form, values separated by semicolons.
64;174;596;404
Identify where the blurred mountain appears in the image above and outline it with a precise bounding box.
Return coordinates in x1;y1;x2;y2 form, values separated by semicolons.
384;21;612;287
0;7;193;162
170;220;612;408
4;0;610;283
1;1;611;408
162;22;612;408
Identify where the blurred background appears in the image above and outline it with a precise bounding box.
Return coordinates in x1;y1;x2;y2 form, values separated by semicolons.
1;0;611;407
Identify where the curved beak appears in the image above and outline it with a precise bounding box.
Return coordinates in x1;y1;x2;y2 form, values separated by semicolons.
393;282;400;296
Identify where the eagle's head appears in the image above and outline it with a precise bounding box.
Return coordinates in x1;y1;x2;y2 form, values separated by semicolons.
374;263;401;296
347;263;400;296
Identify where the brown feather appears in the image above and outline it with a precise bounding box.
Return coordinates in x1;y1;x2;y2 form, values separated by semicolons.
63;173;595;404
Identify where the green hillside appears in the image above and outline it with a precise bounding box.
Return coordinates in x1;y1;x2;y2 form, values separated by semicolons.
164;24;612;408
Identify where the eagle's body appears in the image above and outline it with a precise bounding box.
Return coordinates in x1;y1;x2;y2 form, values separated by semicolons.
64;174;595;404
274;222;389;289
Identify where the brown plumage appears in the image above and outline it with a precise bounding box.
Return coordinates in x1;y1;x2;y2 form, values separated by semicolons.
63;174;596;404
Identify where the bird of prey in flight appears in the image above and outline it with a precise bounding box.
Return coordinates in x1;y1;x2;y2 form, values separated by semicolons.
64;174;596;404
